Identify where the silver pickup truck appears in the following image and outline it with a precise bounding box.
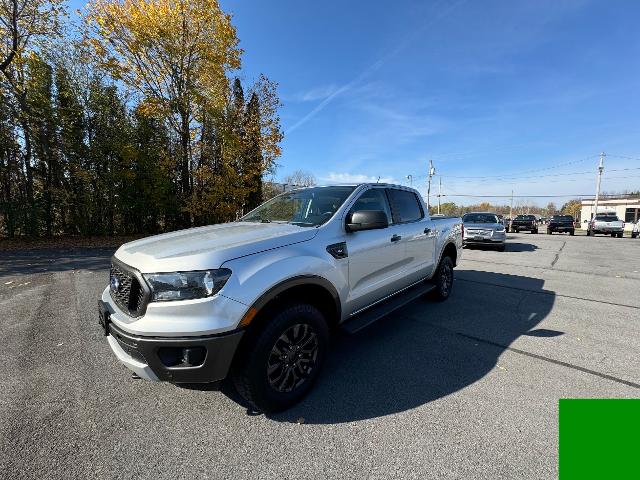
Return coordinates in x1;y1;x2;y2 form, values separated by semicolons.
98;183;462;412
587;214;625;238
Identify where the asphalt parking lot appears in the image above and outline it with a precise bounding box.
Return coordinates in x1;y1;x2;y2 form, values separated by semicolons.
1;232;639;479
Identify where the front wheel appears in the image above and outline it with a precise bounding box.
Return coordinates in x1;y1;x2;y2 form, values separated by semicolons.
231;302;329;413
430;256;454;302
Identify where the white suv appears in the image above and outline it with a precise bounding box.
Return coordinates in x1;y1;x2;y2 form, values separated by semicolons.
98;183;463;411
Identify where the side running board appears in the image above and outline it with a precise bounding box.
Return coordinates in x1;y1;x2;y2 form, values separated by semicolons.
341;281;436;335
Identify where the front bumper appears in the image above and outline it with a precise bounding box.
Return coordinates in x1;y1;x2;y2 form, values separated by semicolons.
99;299;243;383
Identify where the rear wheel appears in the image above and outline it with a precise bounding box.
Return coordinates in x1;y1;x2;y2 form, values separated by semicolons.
430;256;454;302
617;232;623;238
547;230;552;235
231;302;329;413
570;230;575;236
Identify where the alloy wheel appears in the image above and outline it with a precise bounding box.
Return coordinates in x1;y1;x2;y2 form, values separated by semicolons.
266;323;319;393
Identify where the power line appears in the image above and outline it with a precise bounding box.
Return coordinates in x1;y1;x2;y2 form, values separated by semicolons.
443;193;640;198
408;153;640;182
409;155;598;180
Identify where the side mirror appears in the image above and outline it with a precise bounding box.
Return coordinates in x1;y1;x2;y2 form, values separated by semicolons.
345;210;389;232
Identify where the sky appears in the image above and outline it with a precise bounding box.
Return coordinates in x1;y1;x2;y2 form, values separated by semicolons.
73;0;640;206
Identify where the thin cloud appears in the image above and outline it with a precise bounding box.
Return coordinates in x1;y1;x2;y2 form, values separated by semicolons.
286;84;341;103
320;172;398;184
285;0;468;135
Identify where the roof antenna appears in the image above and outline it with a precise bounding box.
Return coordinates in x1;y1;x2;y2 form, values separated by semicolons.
376;176;380;183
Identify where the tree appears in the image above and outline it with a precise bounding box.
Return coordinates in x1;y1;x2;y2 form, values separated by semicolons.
0;0;64;76
561;199;581;220
545;202;557;217
284;170;316;188
0;0;65;234
439;202;459;216
85;0;242;223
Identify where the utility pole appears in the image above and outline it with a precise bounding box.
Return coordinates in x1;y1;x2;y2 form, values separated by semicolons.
593;152;605;219
437;176;442;215
509;189;513;220
426;160;435;212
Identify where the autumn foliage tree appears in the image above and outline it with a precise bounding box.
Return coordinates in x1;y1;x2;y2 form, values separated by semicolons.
0;0;284;237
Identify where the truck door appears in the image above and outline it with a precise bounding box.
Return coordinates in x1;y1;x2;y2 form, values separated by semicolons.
386;188;437;284
344;187;408;314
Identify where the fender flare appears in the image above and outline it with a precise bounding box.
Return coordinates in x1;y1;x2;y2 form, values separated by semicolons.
246;274;342;323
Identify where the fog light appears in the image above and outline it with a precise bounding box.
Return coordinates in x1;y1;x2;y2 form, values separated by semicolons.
182;347;206;367
158;346;206;368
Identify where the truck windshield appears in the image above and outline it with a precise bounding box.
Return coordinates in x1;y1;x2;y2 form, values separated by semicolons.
240;186;356;227
462;213;499;224
515;215;535;220
594;215;619;221
552;216;574;221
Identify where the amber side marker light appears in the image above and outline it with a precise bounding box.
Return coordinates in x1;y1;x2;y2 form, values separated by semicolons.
239;307;258;327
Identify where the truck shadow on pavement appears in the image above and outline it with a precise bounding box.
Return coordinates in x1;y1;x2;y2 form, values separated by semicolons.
268;270;556;424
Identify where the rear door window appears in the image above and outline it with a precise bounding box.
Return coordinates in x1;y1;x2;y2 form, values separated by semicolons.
386;189;423;223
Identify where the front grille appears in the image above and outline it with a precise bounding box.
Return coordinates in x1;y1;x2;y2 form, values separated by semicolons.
110;261;147;317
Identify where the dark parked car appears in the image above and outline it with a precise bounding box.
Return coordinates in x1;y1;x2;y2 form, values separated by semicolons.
547;215;575;235
511;214;539;233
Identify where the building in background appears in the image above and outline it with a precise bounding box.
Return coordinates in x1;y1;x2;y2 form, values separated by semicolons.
580;196;640;231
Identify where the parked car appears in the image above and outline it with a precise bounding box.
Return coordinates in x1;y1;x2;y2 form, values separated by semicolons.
547;215;575;235
98;183;463;412
462;212;506;251
511;214;539;233
631;221;639;239
587;214;625;237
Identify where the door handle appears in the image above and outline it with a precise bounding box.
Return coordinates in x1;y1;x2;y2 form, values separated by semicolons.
390;234;402;242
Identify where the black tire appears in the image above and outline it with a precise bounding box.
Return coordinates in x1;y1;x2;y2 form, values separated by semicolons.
547;230;552;235
430;256;454;302
570;230;575;236
611;233;616;238
617;232;623;238
231;302;329;413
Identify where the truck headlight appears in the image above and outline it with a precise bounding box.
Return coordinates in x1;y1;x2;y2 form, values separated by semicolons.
143;269;232;302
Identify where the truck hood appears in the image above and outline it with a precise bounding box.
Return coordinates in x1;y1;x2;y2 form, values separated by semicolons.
114;222;319;273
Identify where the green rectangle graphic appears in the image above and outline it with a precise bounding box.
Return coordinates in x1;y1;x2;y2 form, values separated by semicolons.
559;399;640;479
